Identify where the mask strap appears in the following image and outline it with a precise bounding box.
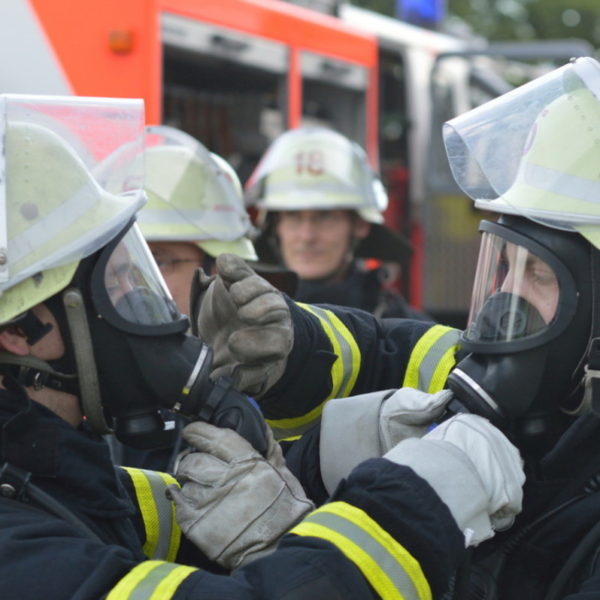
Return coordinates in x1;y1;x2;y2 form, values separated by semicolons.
581;340;600;416
0;352;79;395
582;250;600;416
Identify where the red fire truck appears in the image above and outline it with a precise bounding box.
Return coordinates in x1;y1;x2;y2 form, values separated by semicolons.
1;0;591;322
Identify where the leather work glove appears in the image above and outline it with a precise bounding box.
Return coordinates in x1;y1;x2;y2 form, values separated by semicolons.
320;387;453;494
384;413;525;546
167;421;314;570
191;253;293;398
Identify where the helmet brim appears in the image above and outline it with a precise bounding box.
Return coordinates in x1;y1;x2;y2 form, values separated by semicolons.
199;237;258;261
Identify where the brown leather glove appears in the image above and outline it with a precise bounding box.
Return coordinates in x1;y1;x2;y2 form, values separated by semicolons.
191;253;293;398
167;421;314;570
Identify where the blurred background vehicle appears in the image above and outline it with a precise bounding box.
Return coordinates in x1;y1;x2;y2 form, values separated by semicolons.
1;0;593;326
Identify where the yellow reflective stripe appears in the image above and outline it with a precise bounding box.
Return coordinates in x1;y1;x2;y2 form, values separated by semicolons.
325;310;361;397
299;303;346;396
298;303;361;398
402;325;461;392
278;434;302;442
294;521;403;599
158;473;182;563
107;560;197;600
323;502;430;600
291;502;431;600
266;401;325;440
121;468;181;562
267;303;361;439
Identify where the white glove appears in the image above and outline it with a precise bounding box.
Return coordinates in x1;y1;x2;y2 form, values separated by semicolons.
320;388;453;494
384;413;525;546
167;421;314;570
193;253;293;398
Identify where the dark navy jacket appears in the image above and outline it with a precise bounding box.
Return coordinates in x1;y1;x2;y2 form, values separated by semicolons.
263;303;600;599
0;379;463;600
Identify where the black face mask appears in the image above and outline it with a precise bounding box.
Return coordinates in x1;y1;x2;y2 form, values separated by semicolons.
58;222;268;453
469;292;547;343
446;216;593;456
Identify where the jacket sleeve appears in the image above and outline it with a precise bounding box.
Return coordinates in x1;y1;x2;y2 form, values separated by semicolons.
0;460;464;600
260;299;462;439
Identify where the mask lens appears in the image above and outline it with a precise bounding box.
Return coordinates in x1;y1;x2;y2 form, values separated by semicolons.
93;223;187;334
465;231;560;345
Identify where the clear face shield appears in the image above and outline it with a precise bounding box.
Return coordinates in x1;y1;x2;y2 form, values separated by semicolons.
463;221;578;353
0;94;146;324
90;222;187;336
95;124;252;244
443;57;600;239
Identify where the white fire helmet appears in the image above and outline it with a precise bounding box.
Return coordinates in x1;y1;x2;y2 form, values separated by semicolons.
245;127;388;225
0;94;146;325
138;125;256;260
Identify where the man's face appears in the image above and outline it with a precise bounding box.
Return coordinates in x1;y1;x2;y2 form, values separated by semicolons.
500;242;559;325
148;241;205;317
274;209;370;281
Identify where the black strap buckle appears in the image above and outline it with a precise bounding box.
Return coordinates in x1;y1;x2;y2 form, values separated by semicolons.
0;462;31;502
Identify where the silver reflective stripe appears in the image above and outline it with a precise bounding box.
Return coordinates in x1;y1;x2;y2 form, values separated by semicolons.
121;467;180;561
129;562;174;600
309;511;421;600
267;303;361;439
297;303;361;399
524;162;600;210
107;560;196;600
291;502;431;600
403;326;461;393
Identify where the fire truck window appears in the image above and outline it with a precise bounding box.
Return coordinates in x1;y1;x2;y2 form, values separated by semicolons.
378;50;408;169
162;47;287;183
299;51;367;148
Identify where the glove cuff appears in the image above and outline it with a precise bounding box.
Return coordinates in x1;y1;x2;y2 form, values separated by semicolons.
320;390;396;495
384;438;493;546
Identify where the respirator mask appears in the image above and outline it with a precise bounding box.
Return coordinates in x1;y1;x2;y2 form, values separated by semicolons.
62;221;267;453
445;216;592;452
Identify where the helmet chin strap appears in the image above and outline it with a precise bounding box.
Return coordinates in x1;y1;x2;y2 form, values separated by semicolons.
0;308;79;395
0;351;79;395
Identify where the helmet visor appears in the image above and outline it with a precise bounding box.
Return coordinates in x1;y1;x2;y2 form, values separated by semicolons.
95;125;252;243
464;221;576;352
92;223;187;335
443;57;600;232
142;126;251;242
0;94;146;294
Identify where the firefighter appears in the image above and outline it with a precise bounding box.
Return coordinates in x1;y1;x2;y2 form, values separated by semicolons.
135;125;257;316
0;94;523;600
246;127;429;320
195;56;600;597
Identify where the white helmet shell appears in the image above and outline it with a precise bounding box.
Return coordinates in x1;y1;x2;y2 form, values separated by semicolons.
245;127;387;224
0;94;146;324
138;125;256;260
443;56;600;248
